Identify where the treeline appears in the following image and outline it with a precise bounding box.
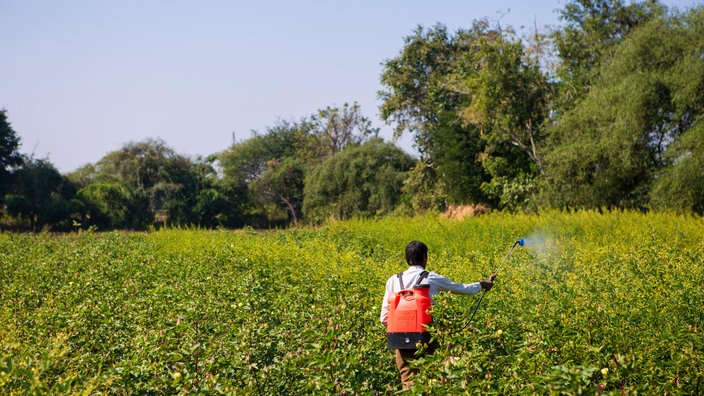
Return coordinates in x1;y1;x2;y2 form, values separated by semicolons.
2;0;704;231
0;104;413;231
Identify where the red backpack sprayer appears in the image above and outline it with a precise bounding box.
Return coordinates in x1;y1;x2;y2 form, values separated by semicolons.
386;238;525;348
386;271;433;349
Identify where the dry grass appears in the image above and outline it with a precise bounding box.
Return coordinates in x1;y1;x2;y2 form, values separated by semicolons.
442;204;489;219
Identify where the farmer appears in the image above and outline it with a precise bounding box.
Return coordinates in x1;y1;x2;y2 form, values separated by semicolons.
380;240;494;390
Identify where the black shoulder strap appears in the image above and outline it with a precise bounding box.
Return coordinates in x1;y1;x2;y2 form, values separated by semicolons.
397;270;429;290
416;271;429;286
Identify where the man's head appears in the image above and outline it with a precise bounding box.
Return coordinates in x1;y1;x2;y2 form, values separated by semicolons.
406;240;428;267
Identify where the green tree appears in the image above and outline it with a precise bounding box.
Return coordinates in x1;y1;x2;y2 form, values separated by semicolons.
542;8;704;210
5;158;74;231
431;112;487;206
648;7;704;214
379;21;551;210
69;138;200;229
74;178;139;229
219;120;306;226
400;160;447;213
303;138;415;221
250;158;305;226
220;108;378;227
454;25;551;175
453;23;550;210
379;23;491;208
650;125;704;214
308;102;378;159
189;155;231;228
552;0;665;109
220;121;301;188
379;23;462;156
0;109;24;206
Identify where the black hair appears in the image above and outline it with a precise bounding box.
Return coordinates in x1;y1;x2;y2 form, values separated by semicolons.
406;240;428;266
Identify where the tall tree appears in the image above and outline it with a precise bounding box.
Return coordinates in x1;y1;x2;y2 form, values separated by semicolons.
74;178;139;229
649;124;704;214
379;23;463;156
542;8;704;210
379;21;551;210
648;7;704;214
0;110;24;206
379;23;489;207
220;121;301;187
220;108;378;227
552;0;665;109
454;25;551;175
429;112;487;206
189;155;232;228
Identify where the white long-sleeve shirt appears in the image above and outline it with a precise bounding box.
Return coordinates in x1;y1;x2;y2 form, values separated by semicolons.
380;265;482;325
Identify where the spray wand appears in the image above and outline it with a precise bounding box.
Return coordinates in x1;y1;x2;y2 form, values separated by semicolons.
452;238;525;333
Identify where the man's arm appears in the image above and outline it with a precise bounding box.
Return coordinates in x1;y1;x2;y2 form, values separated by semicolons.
429;273;491;295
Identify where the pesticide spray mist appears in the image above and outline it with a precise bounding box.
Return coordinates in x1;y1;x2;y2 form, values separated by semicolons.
521;232;559;260
516;231;570;285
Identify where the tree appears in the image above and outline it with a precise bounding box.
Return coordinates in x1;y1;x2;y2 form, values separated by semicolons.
648;7;704;214
0;109;24;206
542;8;704;210
220;109;378;227
219;120;307;227
400;160;447;213
452;23;551;210
552;0;665;109
70;138;200;229
74;178;139;229
250;158;305;226
308;102;378;159
379;23;463;156
430;112;487;206
5;158;74;231
379;23;491;207
379;21;551;210
303;138;415;221
650;124;704;214
189;155;231;228
220;121;301;188
454;25;551;175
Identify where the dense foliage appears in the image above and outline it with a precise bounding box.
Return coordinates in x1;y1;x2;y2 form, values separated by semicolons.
2;1;704;231
303;138;415;222
542;8;704;210
1;211;702;394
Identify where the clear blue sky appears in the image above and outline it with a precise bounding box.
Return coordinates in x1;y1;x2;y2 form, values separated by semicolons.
1;0;698;173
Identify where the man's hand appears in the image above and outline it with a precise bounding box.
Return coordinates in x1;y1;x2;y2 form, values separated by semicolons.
479;279;494;291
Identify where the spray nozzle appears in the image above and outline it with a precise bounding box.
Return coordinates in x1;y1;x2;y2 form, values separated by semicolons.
518;238;525;247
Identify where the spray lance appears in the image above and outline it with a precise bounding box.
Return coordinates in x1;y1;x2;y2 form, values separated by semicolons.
453;238;525;333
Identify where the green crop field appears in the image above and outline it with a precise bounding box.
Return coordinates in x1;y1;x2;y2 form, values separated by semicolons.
1;211;703;395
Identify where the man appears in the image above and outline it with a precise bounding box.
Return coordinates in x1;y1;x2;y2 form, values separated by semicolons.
380;240;494;390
